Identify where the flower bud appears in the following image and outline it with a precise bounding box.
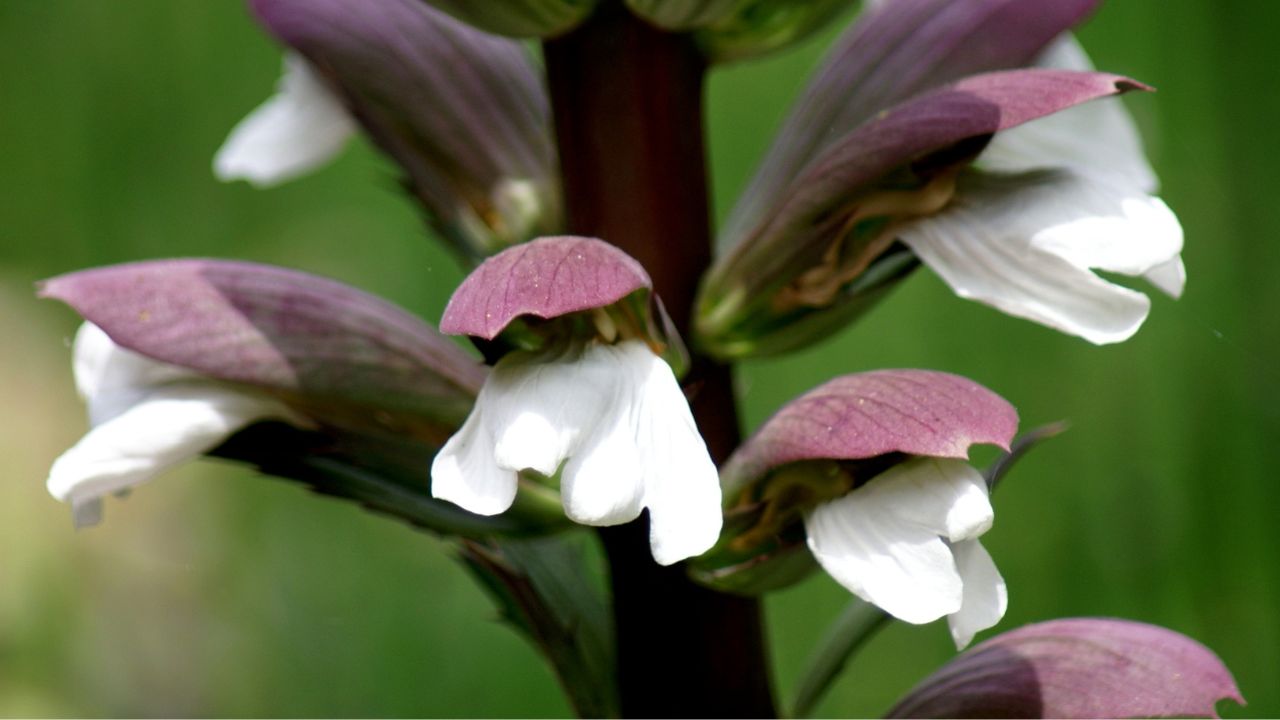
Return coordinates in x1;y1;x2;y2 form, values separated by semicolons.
886;618;1243;718
634;0;855;63
419;0;596;38
248;0;563;261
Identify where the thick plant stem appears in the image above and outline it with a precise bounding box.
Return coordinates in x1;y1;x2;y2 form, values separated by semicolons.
545;6;777;718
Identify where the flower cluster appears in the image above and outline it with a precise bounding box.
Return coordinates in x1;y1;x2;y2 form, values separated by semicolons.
39;0;1242;716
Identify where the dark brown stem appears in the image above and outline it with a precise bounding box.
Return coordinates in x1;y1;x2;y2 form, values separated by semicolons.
545;7;776;718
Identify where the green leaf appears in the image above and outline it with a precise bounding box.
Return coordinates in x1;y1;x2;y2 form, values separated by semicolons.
459;534;618;718
211;421;565;537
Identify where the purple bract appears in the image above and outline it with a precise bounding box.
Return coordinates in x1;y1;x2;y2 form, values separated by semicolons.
887;617;1245;719
721;370;1017;495
40;259;483;426
440;235;652;339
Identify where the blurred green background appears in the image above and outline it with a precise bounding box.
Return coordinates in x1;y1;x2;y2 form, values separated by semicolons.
1;1;1275;716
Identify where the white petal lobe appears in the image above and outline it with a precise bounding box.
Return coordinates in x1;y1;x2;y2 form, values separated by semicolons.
808;498;964;623
214;53;356;187
429;340;722;565
805;458;1005;634
430;411;518;516
948;538;1008;649
1145;256;1187;299
74;323;194;425
49;324;299;526
48;385;290;526
861;458;993;541
977;36;1158;193
899;170;1181;344
632;344;723;566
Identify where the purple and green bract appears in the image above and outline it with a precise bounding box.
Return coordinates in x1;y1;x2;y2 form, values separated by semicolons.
723;0;1102;239
40;259;483;434
251;0;561;259
697;0;1152;358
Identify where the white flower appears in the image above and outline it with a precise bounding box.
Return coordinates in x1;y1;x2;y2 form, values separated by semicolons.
47;324;299;527
805;457;1006;649
897;37;1184;344
213;52;356;187
431;339;722;565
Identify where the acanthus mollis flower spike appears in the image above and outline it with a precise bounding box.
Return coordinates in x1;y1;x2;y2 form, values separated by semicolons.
432;236;721;566
417;0;596;38
39;259;487;527
623;0;854;63
698;0;1182;356
224;0;563;261
702;370;1017;648
886;618;1245;718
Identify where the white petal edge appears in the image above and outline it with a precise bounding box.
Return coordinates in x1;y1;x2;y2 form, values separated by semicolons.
632;344;723;565
213;53;356;188
488;345;620;479
948;538;1008;649
976;36;1158;193
807;497;963;624
806;458;1003;629
558;344;647;526
430;409;519;516
1145;256;1187;299
899;170;1182;344
48;384;291;528
858;458;993;542
73;323;194;425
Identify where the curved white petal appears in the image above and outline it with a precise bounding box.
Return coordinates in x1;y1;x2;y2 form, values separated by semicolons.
807;497;963;624
900;170;1182;344
556;343;649;526
214;53;356;187
1027;182;1182;278
806;458;1003;626
1144;256;1187;299
429;339;722;565
560;408;646;526
631;344;722;566
74;323;195;424
488;355;590;476
48;385;289;527
51;324;300;526
430;410;518;516
860;458;993;542
487;344;620;477
948;538;1008;649
977;36;1158;193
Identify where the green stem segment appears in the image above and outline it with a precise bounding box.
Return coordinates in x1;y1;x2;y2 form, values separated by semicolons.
544;6;777;717
791;600;891;718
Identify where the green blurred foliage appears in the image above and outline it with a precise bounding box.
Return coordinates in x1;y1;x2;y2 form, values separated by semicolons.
1;0;1274;716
